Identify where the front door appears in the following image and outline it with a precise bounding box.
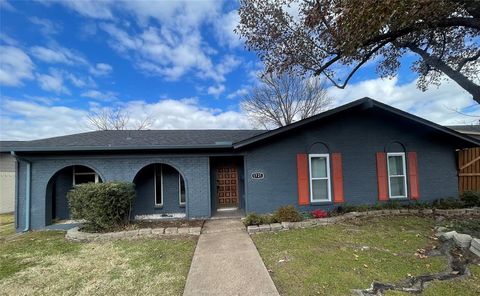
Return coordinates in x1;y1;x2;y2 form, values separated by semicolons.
216;164;239;209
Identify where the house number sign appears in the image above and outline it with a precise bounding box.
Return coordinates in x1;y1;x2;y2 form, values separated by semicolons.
251;172;264;180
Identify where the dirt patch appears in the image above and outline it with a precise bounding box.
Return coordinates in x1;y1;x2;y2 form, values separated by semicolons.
132;219;204;229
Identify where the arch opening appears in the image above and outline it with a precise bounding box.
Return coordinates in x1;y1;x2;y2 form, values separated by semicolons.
45;165;103;226
132;163;186;219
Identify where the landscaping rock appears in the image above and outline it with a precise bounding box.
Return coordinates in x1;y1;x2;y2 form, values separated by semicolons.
247;225;259;233
300;220;315;228
440;231;457;241
151;228;164;235
178;227;189;235
124;230;140;237
435;226;448;233
110;232;125;239
422;209;433;214
280;222;292;229
165;227;178;235
270;223;283;231
188;227;202;235
453;233;472;248
258;224;271;232
470;239;480;257
138;228;152;236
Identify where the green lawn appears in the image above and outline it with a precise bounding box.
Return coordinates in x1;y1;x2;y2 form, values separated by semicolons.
252;216;460;296
0;213;15;238
0;214;197;296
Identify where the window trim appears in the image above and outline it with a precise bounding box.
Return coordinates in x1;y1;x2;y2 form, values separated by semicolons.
72;166;99;186
386;152;408;199
308;154;332;202
154;164;164;207
179;174;186;206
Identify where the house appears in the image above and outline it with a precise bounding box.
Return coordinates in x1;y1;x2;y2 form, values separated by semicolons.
0;141;22;214
6;97;479;231
447;124;480;139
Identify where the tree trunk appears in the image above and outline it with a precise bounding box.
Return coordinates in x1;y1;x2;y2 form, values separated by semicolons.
408;45;480;104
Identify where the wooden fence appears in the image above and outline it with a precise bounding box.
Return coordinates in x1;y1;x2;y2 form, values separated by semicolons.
458;147;480;193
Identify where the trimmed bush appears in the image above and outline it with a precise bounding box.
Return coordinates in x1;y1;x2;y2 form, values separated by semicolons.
432;197;465;209
273;205;303;222
460;191;480;207
244;213;277;226
68;182;135;232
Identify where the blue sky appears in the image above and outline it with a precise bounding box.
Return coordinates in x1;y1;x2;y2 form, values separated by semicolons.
0;0;478;140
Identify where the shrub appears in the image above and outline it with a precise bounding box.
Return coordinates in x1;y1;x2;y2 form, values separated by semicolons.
68;181;135;232
243;213;277;226
460;191;480;207
432;197;465;209
273;205;303;222
311;209;328;218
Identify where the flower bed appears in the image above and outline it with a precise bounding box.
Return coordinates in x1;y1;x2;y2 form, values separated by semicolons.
247;207;480;234
66;225;202;241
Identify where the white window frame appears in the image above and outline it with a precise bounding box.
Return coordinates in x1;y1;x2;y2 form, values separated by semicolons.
179;174;186;206
72;166;99;185
386;152;408;199
154;164;164;207
309;154;332;202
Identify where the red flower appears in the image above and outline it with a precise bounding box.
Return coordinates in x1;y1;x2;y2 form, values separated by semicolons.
311;209;328;218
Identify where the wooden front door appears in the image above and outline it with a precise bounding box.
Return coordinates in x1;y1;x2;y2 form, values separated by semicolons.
216;165;239;209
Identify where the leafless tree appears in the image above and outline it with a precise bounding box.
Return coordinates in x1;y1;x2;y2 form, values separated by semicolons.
88;108;153;130
242;73;331;129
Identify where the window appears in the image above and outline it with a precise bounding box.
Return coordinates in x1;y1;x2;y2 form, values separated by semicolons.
179;175;186;206
387;153;408;198
73;166;99;185
154;164;163;206
309;154;331;202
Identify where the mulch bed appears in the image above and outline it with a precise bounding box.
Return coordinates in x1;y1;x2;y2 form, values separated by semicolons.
132;219;205;229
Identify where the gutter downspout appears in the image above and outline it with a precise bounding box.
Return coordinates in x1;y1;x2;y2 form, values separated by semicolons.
11;152;31;232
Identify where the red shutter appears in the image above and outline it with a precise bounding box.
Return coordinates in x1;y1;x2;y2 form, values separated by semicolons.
297;154;310;205
408;152;420;200
331;153;344;203
376;152;389;201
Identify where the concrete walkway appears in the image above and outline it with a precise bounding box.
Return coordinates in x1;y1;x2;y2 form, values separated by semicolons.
183;219;279;296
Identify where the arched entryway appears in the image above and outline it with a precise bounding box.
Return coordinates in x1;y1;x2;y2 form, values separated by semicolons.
45;165;103;225
133;163;186;219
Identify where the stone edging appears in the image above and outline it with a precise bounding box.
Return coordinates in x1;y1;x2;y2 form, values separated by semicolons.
247;207;480;234
66;226;202;241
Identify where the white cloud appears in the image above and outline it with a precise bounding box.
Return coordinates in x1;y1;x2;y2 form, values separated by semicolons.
0;0;15;11
51;0;113;19
214;10;242;48
36;69;70;94
89;63;113;76
0;97;250;140
0;99;90;140
81;90;117;101
207;84;226;96
227;87;249;100
29;17;61;35
0;45;34;86
30;45;87;65
327;77;480;125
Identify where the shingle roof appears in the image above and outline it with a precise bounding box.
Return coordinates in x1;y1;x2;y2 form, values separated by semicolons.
447;125;480;139
2;130;266;152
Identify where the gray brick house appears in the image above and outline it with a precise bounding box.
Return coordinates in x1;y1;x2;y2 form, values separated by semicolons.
7;98;480;231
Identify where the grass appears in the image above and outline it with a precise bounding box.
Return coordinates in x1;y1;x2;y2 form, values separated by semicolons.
440;217;480;237
385;264;480;296
252;216;451;296
0;213;15;238
0;214;197;296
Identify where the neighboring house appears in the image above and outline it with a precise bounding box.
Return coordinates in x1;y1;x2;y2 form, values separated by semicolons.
6;98;480;231
0;141;22;214
447;124;480;139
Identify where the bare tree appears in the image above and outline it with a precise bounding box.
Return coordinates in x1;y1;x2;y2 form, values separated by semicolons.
242;73;331;129
88;108;153;130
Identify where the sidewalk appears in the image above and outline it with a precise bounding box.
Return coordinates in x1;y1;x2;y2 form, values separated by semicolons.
183;219;279;296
